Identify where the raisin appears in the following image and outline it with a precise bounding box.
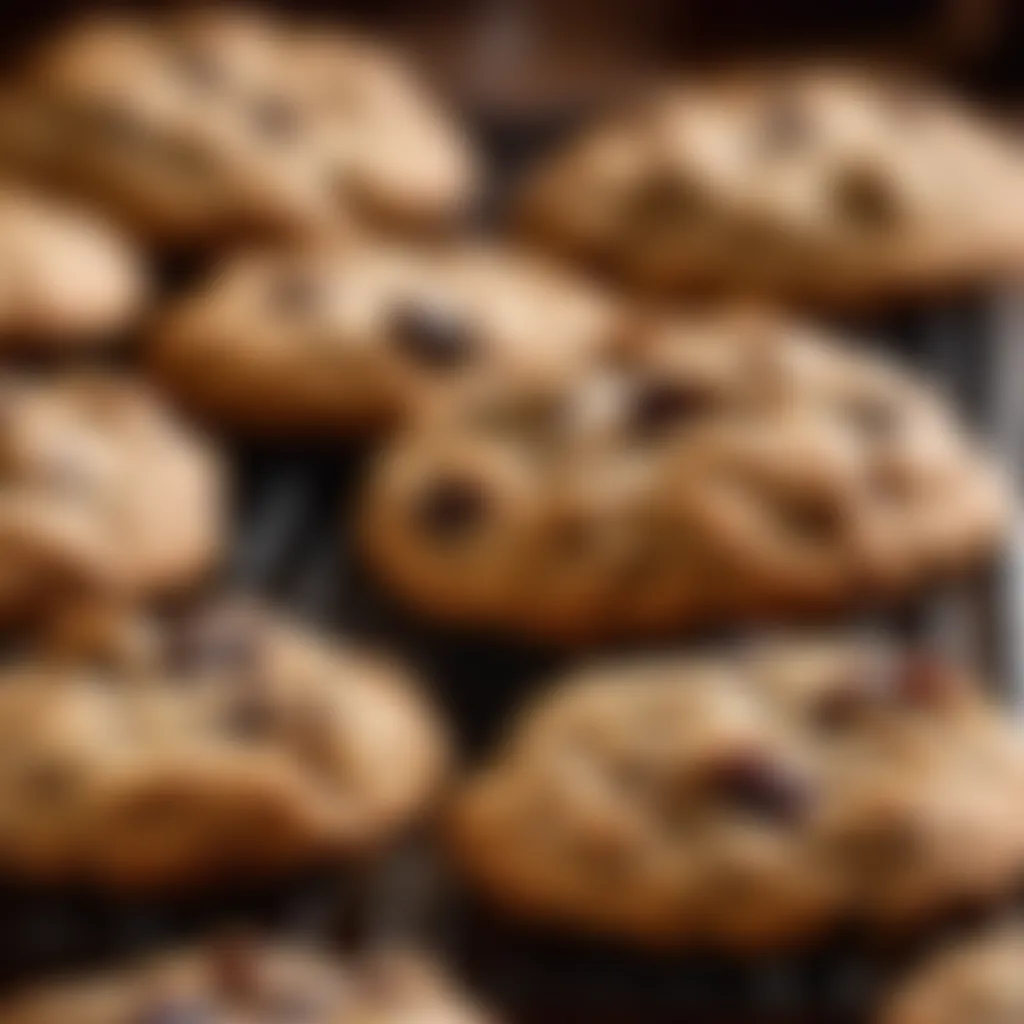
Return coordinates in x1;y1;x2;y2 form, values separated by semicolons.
632;378;714;437
778;494;842;543
627;171;699;229
813;682;873;732
413;478;488;543
712;752;811;824
833;165;899;230
391;300;475;369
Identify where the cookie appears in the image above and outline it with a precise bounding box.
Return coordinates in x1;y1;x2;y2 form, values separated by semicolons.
361;309;1007;642
0;600;446;889
880;927;1024;1024
0;15;336;245
517;69;1024;306
169;7;477;231
0;185;145;351
0;939;489;1024
0;373;223;624
147;243;616;434
0;11;473;245
449;640;1024;949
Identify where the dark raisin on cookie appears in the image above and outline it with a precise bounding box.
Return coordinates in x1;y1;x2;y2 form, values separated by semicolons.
413;477;488;543
626;171;700;230
813;680;875;732
390;300;476;369
631;378;715;437
833;163;900;230
710;751;811;824
776;493;843;544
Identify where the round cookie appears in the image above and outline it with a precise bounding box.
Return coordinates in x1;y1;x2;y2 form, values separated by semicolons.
0;373;223;623
0;15;338;245
449;640;1024;949
169;7;477;231
0;600;446;889
880;928;1024;1024
361;309;1007;642
0;185;145;351
517;68;1024;307
0;939;490;1024
148;243;616;434
0;11;474;245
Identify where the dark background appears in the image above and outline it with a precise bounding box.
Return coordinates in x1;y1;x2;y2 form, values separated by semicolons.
2;1;1022;105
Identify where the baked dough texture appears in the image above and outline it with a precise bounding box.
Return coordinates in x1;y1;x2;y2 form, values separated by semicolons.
450;640;1024;949
518;69;1024;306
363;309;1007;642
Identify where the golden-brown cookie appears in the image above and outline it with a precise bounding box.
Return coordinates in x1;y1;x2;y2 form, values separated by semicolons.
0;10;474;245
361;309;1007;642
148;243;616;434
449;640;1024;949
167;7;477;232
0;185;145;351
880;927;1024;1024
0;15;335;245
0;939;490;1024
0;373;223;624
0;600;446;890
518;68;1024;307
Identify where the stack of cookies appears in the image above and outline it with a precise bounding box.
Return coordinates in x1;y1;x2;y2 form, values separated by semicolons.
0;6;1019;1023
